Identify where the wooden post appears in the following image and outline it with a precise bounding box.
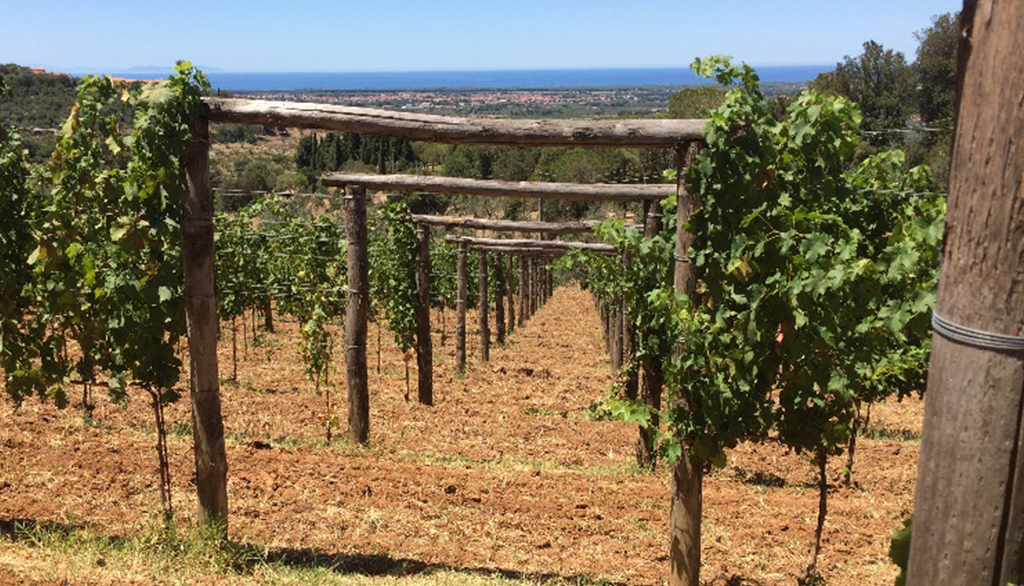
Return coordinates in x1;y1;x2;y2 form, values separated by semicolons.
622;247;638;402
611;304;622;372
343;185;370;445
908;3;1024;585
535;261;542;311
600;300;610;353
455;241;468;374
524;258;532;318
518;254;527;327
540;266;547;306
478;250;490;361
262;296;273;333
507;254;516;334
495;253;506;345
530;260;538;315
183;116;229;532
415;224;434;405
668;143;702;586
638;199;664;470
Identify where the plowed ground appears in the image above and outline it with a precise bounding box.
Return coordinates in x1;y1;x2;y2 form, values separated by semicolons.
0;286;922;585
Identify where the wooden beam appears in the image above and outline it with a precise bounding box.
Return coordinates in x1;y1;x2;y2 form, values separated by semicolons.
183;116;229;533
447;236;616;254
467;245;569;257
411;214;638;234
323;173;672;203
204;97;705;148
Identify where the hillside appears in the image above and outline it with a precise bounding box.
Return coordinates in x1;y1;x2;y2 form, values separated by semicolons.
0;64;77;130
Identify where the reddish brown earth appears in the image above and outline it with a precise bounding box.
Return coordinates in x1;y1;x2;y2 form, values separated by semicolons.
0;286;922;585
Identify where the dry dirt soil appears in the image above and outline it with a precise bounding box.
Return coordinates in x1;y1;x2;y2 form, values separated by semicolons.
0;286;923;585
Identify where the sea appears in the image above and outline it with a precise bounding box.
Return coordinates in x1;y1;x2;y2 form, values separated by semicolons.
96;66;830;91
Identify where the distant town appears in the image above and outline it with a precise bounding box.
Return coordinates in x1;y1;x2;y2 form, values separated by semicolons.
235;82;807;119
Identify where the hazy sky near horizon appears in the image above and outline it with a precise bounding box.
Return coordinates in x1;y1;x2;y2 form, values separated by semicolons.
1;1;962;73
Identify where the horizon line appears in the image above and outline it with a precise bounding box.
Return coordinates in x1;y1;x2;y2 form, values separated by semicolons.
51;63;834;76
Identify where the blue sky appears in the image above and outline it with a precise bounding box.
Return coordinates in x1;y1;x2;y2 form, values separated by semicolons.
1;1;962;73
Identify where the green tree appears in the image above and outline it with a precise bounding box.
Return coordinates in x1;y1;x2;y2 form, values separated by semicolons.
811;41;915;135
910;11;959;187
667;85;726;119
915;12;959;128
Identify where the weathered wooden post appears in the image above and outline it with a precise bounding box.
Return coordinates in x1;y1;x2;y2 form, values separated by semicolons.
478;250;490;361
262;296;273;333
621;246;637;400
455;241;468;374
343;185;370;444
507;254;516;334
908;3;1024;585
495;253;506;345
600;299;610;353
184;116;229;532
638;199;664;470
538;264;544;308
415;223;434;405
669;143;701;586
611;304;623;373
525;258;533;318
518;254;527;326
531;260;539;314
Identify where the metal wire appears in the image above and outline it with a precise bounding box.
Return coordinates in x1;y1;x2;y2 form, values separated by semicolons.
932;311;1024;353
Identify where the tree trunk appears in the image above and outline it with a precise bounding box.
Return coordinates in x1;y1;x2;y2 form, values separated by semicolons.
908;3;1024;584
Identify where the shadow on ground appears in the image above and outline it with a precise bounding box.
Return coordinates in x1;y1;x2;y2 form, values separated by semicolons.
2;517;660;586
